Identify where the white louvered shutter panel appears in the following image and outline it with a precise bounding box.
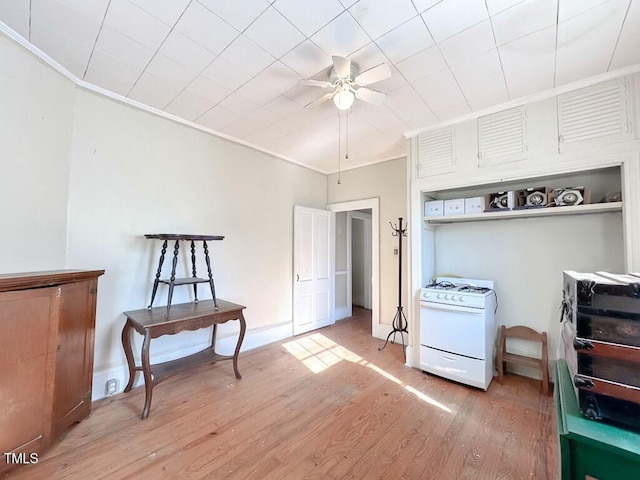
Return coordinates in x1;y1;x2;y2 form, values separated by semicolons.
558;78;630;152
477;106;527;167
417;128;455;178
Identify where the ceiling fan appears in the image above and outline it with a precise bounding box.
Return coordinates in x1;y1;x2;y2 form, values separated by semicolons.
299;55;392;110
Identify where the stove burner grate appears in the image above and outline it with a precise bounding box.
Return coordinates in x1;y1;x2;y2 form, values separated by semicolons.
458;285;491;293
425;281;458;290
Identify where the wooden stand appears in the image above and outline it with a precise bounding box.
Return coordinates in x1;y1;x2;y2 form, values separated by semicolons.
145;234;224;317
122;299;246;419
497;325;549;395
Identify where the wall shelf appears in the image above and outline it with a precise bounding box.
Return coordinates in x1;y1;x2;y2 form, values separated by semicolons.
425;201;622;224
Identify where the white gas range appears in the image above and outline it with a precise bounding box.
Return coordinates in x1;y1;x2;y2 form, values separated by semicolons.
419;276;497;390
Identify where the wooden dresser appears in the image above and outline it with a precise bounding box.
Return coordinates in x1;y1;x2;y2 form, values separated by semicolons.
0;270;104;473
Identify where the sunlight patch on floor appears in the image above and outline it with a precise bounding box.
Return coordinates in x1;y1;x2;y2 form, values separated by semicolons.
282;333;451;412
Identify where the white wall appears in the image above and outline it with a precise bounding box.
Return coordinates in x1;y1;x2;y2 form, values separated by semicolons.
0;33;75;271
0;32;328;399
327;158;407;335
434;212;625;364
66;89;328;389
335;212;349;314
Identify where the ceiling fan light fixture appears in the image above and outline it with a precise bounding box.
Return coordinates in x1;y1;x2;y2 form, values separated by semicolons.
333;85;354;110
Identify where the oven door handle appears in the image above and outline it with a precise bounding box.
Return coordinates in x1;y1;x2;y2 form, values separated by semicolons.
420;302;484;315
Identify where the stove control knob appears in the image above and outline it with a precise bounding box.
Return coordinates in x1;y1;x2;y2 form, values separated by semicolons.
436;294;442;299
459;296;465;302
444;294;450;300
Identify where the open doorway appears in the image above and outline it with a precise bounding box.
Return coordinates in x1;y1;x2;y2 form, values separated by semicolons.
350;211;372;310
327;199;380;338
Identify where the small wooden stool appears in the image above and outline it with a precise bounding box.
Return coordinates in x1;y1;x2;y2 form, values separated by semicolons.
497;325;550;395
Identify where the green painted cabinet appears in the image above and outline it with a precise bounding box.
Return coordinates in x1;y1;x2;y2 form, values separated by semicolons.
555;359;640;479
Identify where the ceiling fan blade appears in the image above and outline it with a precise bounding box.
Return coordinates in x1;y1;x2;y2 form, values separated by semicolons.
355;87;386;106
299;79;333;88
305;92;335;108
355;63;391;86
332;55;351;79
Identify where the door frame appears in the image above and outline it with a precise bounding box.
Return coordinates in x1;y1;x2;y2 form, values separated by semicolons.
327;198;380;338
349;211;372;310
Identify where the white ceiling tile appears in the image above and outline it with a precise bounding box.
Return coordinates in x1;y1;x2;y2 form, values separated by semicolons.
158;30;216;72
145;54;198;91
376;16;434;64
263;95;305;116
85;49;142;96
197;0;270;32
244;126;287;147
175;1;238;55
197;104;242;130
0;0;30;39
451;49;509;108
558;0;610;22
311;11;371;57
201;56;253;91
395;45;448;82
94;25;155;71
466;77;509;110
31;0;106;47
384;84;424;109
412;68;467;111
234;77;281;104
492;0;557;46
371;66;408;92
338;0;359;8
412;0;444;14
389;97;435;123
127;0;189;25
255;61;301;93
499;25;556;98
186;75;233;104
128;71;183;110
433;101;472;121
555;0;629;85
438;20;496;66
31;24;92;77
219;35;276;77
486;0;527;16
238;108;282;131
274;0;344;37
280;40;333;78
610;0;640;70
421;0;489;43
218;93;260;117
349;42;392;78
243;7;305;58
51;0;110;20
104;0;171;50
165;89;217;122
349;0;417;39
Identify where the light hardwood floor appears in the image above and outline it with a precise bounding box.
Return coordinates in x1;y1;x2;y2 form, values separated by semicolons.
5;307;557;479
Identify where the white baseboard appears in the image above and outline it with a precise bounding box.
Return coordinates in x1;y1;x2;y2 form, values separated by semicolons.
335;305;352;321
92;320;293;401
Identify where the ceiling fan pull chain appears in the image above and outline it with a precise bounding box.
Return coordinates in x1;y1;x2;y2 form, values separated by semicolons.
346;108;349;161
338;109;341;185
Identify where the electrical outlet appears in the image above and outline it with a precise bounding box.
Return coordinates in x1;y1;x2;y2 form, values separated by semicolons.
106;378;118;396
393;248;398;255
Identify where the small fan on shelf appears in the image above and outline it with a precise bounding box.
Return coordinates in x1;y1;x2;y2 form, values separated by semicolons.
299;55;391;110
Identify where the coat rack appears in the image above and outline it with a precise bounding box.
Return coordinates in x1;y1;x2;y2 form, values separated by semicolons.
379;217;408;360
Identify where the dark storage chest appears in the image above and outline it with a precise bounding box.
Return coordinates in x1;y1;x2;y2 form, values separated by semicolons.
561;271;640;432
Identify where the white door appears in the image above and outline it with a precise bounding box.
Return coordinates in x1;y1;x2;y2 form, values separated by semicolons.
293;206;335;335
